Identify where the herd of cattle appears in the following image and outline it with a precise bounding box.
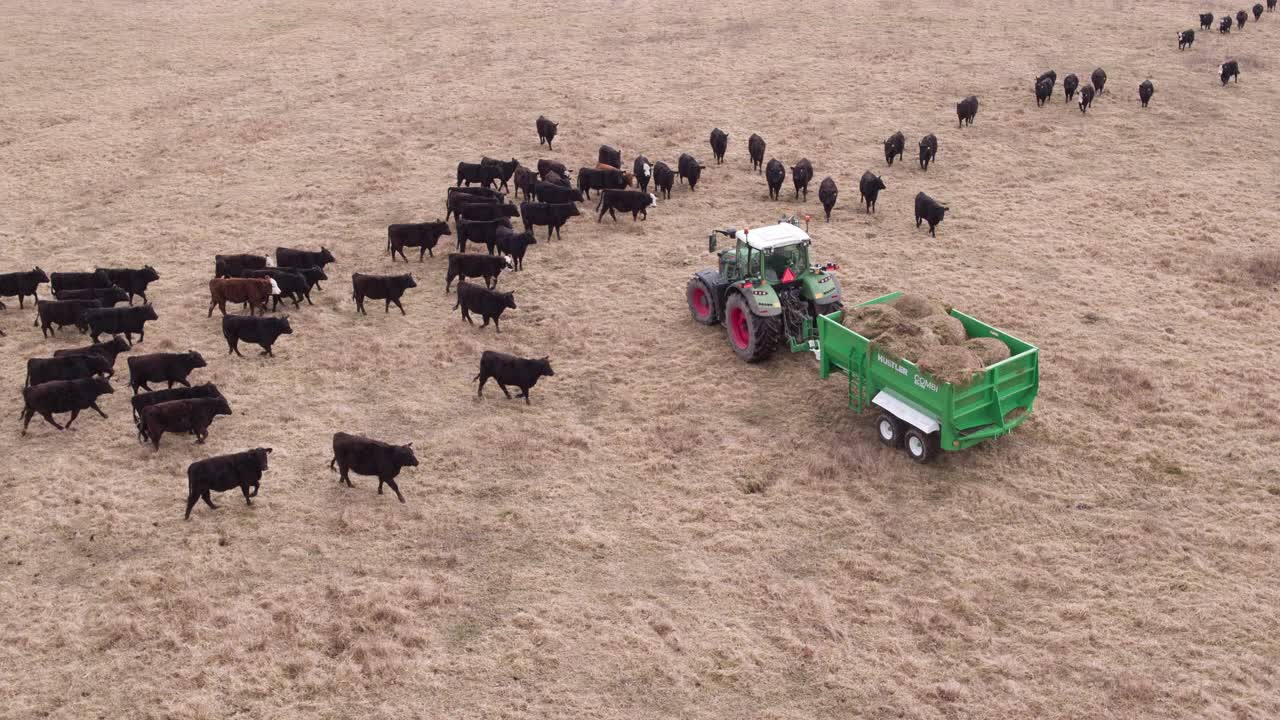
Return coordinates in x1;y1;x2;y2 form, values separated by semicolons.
0;8;1269;517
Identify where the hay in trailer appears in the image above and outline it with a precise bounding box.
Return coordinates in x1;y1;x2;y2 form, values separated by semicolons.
891;293;950;319
917;345;986;386
843;303;903;339
872;321;940;362
966;337;1012;365
917;313;967;345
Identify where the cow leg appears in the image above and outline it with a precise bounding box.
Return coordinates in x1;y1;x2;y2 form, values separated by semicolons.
384;298;391;314
497;382;512;399
42;411;66;431
65;409;81;429
262;344;273;357
242;483;253;506
202;489;218;509
597;205;606;223
521;387;531;405
230;339;243;357
151;428;163;449
462;309;473;326
383;477;406;503
477;373;488;397
393;298;405;315
610;208;618;222
493;316;501;334
417;247;426;262
135;382;149;394
480;315;490;328
184;491;201;519
177;378;191;388
208;300;216;317
304;291;314;306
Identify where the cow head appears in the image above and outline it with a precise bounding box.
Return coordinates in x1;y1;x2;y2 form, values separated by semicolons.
212;396;233;416
538;357;554;377
277;316;293;334
319;247;336;264
519;231;537;246
395;442;419;468
141;265;160;281
502;292;517;310
91;377;115;397
105;287;129;305
251;448;272;493
401;274;418;289
140;304;159;321
105;335;129;353
88;354;113;374
875;175;886;191
188;351;208;368
33;267;49;282
648;194;658;207
305;266;328;282
433;220;452;235
501;203;519;217
564;204;582;218
501;255;515;269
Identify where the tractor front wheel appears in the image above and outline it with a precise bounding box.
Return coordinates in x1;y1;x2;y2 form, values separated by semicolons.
686;278;717;325
725;292;780;362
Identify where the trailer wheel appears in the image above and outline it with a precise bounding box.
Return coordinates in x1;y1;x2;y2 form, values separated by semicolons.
904;428;936;464
725;293;780;363
686;278;717;325
876;413;903;447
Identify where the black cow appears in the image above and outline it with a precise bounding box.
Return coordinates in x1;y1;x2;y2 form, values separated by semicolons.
633;156;653;193
598;145;623;169
818;177;838;222
456;219;507;254
53;335;130;376
884;132;905;165
513;166;536;199
1138;80;1155;108
0;268;49;309
533;181;584;205
494;228;536;271
298;266;328;297
51;270;111;293
918;134;937;171
543;170;571;188
185;448;271;520
520;201;581;241
577;167;628;199
352;273;418;314
454;280;516;332
141;396;232;449
127;351;206;394
244;268;307;310
1091;68;1107;95
1179;29;1196;49
677;153;705;190
1078;84;1096;113
98;266;160;304
1064;74;1080;102
20;377;113;435
536;159;568;180
445;253;511;292
596;190;657;222
1254;3;1263;19
445;188;505;221
276;246;336;270
1035;77;1053;106
1237;9;1248;28
215;254;267;278
330;432;418;503
458;202;518;223
1221;60;1240;85
791;158;813;200
132;383;223;439
653;161;675;200
1201;11;1215;28
1037;70;1057;94
748;133;766;172
457;161;501;189
1268;0;1275;13
84;304;157;345
536;116;558;150
709;128;728;164
956;95;978;128
859;171;886;214
914;192;949;237
53;286;128;307
480;157;520;193
34;299;100;337
222;314;292;356
1221;15;1233;32
388;221;451;262
475;351;554;405
26;354;111;388
765;159;785;200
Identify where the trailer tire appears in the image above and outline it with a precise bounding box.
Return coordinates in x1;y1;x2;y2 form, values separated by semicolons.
876;413;903;447
725;292;780;363
904;428;936;464
686;278;717;325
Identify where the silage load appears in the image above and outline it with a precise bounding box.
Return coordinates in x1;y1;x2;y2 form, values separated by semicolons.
965;337;1012;365
843;304;903;339
917;314;967;345
872;321;940;362
917;345;986;386
891;293;950;320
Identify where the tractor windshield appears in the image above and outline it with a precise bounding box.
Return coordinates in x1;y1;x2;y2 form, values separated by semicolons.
763;243;809;284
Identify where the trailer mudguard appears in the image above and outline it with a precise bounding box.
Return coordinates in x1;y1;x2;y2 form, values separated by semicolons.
730;282;782;317
693;269;730;322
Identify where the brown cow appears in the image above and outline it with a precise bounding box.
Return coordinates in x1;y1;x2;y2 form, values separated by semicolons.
207;277;276;317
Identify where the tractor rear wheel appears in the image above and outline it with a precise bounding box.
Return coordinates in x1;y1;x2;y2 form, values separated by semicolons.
686;278;717;325
725;292;780;362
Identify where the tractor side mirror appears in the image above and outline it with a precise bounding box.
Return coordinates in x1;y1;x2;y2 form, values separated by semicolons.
708;233;717;254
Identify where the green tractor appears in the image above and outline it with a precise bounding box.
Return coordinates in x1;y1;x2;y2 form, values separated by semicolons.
686;218;844;362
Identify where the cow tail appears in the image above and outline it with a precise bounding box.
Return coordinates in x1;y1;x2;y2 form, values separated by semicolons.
328;456;336;471
472;373;481;382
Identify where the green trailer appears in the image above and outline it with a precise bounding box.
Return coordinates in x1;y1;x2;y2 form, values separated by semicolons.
817;292;1039;463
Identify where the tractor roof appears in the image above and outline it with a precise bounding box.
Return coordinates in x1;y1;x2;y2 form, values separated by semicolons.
735;223;811;250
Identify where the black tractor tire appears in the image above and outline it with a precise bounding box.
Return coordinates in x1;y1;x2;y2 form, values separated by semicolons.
724;292;780;362
686;277;718;325
904;428;937;464
876;413;903;447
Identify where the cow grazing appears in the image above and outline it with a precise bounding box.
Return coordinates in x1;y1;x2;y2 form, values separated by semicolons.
652;162;675;200
576;167;630;199
456;218;507;254
127;351;206;394
765;159;786;200
791;158;814;200
918;134;937;171
132;383;223;440
596;190;657;222
20;377;113;434
0;268;49;309
141;396;232;449
480;157;520;193
536;159;568;180
53;286;129;307
1254;3;1264;19
747;133;766;173
50;270;112;294
352;273;418;314
1091;68;1107;95
914;192;949;237
445;254;511;292
26;354;111;388
185;448;271;520
454;280;516;332
1035;77;1053;106
598;145;622;169
859;171;886;214
208;277;274;316
1064;74;1080;102
1036;70;1057;94
1078;84;1096;113
677;153;705;191
520;201;581;241
276;246;336;270
818;177;838;222
388;221;451;262
53;335;130;376
1200;11;1214;27
536;116;558;150
533;181;584;205
1221;60;1240;85
475;351;554;404
1221;15;1232;32
709;128;728;164
34;299;100;337
215;254;267;279
494;228;536;271
1138;80;1155;108
456;161;502;189
884;132;905;165
98;266;160;304
84;304;157;345
513;166;536;199
1237;9;1248;28
222;314;292;356
1179;29;1196;49
633;156;653;193
330;432;418;503
956;95;978;127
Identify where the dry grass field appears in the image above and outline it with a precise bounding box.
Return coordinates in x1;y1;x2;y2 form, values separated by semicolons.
2;0;1279;717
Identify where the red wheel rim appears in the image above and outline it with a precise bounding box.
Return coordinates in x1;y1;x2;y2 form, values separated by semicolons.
691;287;710;318
729;306;750;349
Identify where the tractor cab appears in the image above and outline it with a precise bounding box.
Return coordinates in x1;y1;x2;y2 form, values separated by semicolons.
712;222;812;286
